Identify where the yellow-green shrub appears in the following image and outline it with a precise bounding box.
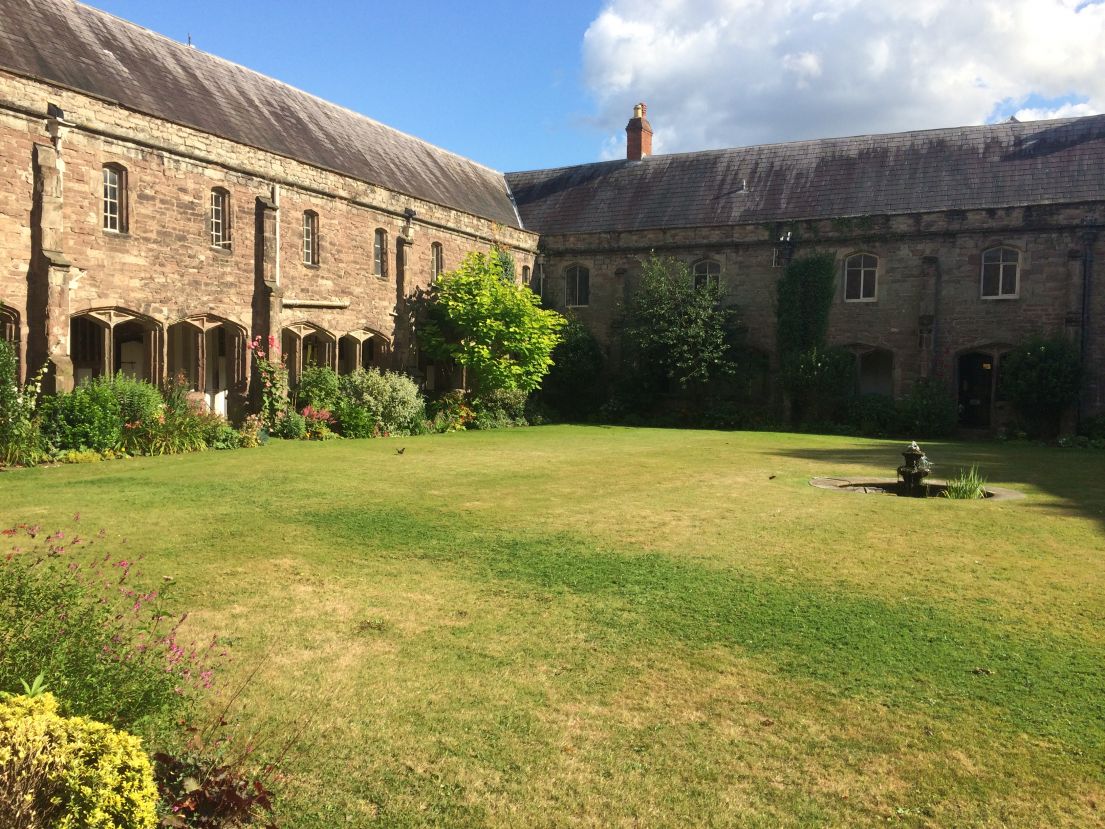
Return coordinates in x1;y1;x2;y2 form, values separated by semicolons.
0;693;157;829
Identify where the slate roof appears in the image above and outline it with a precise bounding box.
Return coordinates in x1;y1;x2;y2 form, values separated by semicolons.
0;0;523;227
505;117;1105;235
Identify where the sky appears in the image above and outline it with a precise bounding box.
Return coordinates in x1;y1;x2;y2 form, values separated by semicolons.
86;0;1105;171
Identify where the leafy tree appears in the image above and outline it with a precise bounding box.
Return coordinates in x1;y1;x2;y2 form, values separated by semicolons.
416;250;566;393
1000;335;1082;436
619;255;742;392
540;315;605;419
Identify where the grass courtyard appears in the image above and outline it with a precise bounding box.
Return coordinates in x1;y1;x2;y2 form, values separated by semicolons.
2;425;1104;827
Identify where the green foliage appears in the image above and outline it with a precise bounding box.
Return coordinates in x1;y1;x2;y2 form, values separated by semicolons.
0;341;47;467
335;369;426;437
40;378;123;453
417;251;566;393
0;523;218;730
782;346;856;424
619;255;741;392
273;410;307;440
943;466;988;499
776;253;837;358
471;388;528;430
296;365;340;411
249;336;290;431
110;374;163;431
493;246;516;283
209;423;242;450
776;253;842;425
428;389;474;433
898;378;958;438
0;693;158;829
1000;336;1082;436
238;414;264;448
845;394;900;437
540;315;605;419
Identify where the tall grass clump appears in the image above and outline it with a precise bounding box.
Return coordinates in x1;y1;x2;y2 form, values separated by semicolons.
943;465;988;500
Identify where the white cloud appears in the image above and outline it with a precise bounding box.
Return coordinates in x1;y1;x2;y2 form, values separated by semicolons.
582;0;1105;156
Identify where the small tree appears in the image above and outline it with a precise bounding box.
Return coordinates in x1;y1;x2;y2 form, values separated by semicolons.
619;255;742;393
1000;335;1082;436
416;250;566;394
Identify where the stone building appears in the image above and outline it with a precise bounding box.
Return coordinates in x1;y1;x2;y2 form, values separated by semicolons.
1;0;1102;428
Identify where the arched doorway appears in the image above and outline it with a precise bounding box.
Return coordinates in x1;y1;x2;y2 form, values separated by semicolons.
70;309;161;385
281;322;336;386
167;316;246;416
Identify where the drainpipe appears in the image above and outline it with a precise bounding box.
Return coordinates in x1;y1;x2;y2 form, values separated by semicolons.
273;184;281;288
1079;224;1096;428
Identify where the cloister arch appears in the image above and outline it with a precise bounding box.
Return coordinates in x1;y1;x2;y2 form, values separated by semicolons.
167;315;247;415
338;328;391;374
69;308;162;385
281;321;337;385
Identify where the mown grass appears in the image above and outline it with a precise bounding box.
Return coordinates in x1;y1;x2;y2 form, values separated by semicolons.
2;426;1103;827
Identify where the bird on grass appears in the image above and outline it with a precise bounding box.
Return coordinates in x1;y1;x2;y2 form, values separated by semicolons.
396;447;406;455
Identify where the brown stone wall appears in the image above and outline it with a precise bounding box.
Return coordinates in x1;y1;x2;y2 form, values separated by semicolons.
538;202;1105;419
0;68;538;391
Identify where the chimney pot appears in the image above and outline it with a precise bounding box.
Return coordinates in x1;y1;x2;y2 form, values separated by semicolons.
626;102;653;161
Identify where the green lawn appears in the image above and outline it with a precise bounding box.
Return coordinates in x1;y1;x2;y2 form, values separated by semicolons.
3;426;1104;827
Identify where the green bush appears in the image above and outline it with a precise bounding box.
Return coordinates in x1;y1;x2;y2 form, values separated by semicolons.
1001;336;1082;436
40;378;123;453
898;378;958;438
1080;414;1105;440
471;388;528;430
332;397;376;439
296;365;340;411
428;389;474;432
110;374;162;431
540;316;605;419
0;693;158;829
0;523;216;730
782;346;855;425
209;423;242;450
0;341;47;467
273;409;307;440
336;369;426;437
846;394;900;437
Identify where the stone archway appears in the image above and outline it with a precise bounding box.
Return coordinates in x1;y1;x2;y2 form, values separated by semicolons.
69;308;162;385
338;329;391;375
281;322;336;386
167;315;247;416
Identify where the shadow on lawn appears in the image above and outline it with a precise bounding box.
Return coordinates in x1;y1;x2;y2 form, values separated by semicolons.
769;438;1105;531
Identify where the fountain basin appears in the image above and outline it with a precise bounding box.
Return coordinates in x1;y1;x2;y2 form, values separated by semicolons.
809;477;1024;500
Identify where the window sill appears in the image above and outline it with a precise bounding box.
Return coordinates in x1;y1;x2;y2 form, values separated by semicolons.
303;262;320;270
102;229;131;239
980;294;1019;300
566;304;590;309
210;245;233;256
844;297;877;303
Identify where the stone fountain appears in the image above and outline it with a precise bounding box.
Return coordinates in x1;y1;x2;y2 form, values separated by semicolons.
896;441;931;498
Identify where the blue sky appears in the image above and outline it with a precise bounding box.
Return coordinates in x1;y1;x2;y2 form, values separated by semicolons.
87;1;1105;171
88;0;609;172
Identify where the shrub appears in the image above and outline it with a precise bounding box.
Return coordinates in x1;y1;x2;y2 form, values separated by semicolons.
943;466;987;499
1080;414;1105;441
301;405;337;440
209;423;242;450
248;337;290;431
898;378;958;438
336;369;425;436
295;366;340;411
471;388;528;430
111;374;163;433
782;346;856;425
40;378;123;453
0;693;158;829
540;316;605;420
272;410;307;440
1000;336;1082;436
0;522;220;729
0;341;47;467
428;389;473;433
846;394;900;437
331;397;376;439
238;414;265;448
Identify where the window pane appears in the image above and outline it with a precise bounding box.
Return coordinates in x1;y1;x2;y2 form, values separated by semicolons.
1001;264;1017;295
982;264;1000;296
578;270;590;305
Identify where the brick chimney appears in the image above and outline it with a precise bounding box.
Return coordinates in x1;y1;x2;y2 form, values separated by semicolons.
625;102;653;160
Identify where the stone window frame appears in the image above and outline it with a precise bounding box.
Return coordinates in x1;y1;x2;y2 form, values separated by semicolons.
843;252;878;302
521;265;531;287
102;163;128;234
373;228;388;278
209;188;232;251
302;210;320;266
692;258;721;290
430;242;444;280
980;246;1020;299
565;264;590;307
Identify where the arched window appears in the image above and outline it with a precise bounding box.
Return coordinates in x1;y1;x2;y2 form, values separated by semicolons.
302;211;319;265
373;229;388;277
521;265;531;286
0;304;18;348
981;247;1019;298
430;242;444;280
693;259;720;290
102;164;128;233
844;254;877;301
210;188;231;250
566;264;589;307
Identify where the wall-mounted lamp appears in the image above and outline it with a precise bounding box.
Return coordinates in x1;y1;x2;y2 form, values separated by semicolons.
402;207;416;244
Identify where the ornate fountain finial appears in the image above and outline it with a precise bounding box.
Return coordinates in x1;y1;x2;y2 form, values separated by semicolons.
898;441;931;498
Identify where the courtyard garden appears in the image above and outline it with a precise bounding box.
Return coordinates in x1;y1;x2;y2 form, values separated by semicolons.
1;425;1103;827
